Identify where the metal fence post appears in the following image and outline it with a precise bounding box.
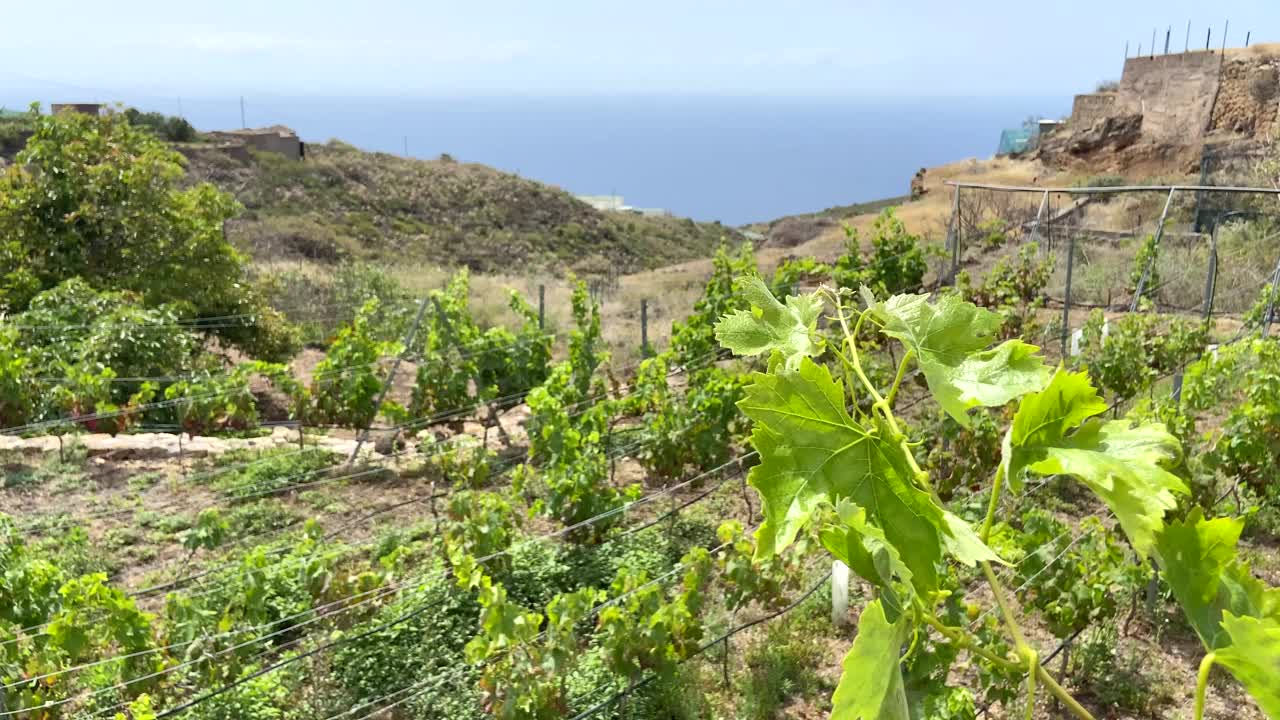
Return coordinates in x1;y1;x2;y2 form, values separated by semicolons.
640;299;650;358
348;295;430;465
1130;188;1177;312
537;284;545;329
1202;226;1219;332
945;186;961;283
1030;190;1050;247
1061;233;1076;359
1263;256;1280;337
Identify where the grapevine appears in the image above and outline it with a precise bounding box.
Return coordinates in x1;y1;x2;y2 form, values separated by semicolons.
712;278;1280;719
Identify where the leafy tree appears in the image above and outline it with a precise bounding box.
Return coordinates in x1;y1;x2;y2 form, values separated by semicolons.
123;107;197;143
0;105;295;359
0;327;37;427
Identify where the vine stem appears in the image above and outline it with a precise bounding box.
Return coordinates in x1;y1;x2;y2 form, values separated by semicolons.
830;288;1095;720
832;296;933;493
1194;652;1216;720
1023;649;1038;720
921;614;1021;673
979;465;1005;543
1036;665;1095;720
885;349;915;407
981;562;1030;651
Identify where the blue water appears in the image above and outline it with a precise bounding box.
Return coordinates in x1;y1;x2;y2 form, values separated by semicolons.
4;93;1069;225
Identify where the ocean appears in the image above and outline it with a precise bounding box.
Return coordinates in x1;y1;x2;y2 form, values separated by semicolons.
5;93;1069;225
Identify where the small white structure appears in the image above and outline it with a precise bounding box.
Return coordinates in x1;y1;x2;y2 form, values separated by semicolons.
576;194;628;212
575;194;669;216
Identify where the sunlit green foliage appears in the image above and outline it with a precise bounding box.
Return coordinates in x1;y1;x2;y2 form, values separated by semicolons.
0;106;295;358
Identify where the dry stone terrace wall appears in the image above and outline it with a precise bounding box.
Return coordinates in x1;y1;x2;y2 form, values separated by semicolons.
1210;56;1280;135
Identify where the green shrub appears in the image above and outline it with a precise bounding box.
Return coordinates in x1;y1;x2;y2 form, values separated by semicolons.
123;107;197;143
330;569;478;703
670;242;757;367
834;208;927;295
1070;628;1174;715
441;490;520;571
0;106;290;357
634;364;748;481
185;664;301;720
0;327;37;427
1128;233;1159;299
1073;309;1206;400
736;619;824;720
307;299;402;428
10;279;200;412
770;256;830;297
421;434;497;488
960;243;1053;339
211;447;337;500
1014;509;1144;638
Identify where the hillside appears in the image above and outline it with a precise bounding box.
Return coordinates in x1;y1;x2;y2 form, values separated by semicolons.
181;140;740;273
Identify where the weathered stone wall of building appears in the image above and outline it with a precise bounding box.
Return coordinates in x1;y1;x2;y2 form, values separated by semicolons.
1070;93;1118;128
1116;51;1223;141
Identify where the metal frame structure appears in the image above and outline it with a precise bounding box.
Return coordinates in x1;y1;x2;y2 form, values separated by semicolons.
941;181;1280;356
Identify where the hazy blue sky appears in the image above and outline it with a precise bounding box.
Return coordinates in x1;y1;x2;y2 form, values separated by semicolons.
2;1;1276;99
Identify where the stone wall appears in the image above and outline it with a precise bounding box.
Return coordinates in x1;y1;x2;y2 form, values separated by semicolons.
1070;93;1118;128
207;127;303;161
1117;51;1223;141
1209;57;1280;135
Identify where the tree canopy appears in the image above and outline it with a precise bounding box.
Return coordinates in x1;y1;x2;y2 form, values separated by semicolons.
0;105;296;359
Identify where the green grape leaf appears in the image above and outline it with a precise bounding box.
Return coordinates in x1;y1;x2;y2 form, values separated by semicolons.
1215;613;1280;719
740;357;998;597
1154;510;1280;650
833;599;910;720
1001;368;1185;556
868;292;1050;426
714;277;822;370
821;502;913;619
939;512;1005;567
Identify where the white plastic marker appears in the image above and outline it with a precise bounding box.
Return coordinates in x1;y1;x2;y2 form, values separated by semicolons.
832;561;850;626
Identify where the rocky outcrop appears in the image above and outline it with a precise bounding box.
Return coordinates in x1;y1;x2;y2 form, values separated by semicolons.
765;215;837;248
910;168;928;199
1065;114;1144;155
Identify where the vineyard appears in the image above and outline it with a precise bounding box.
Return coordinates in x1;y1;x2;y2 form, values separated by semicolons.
2;109;1280;720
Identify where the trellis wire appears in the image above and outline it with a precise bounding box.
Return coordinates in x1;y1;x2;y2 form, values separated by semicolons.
3;446;752;716
565;569;832;720
2;350;729;654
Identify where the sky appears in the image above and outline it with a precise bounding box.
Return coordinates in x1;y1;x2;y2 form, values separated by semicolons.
2;1;1278;102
